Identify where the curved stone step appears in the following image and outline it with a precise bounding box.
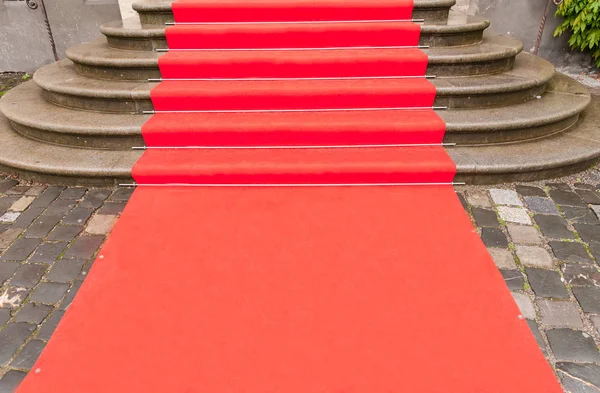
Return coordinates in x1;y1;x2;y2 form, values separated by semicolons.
34;53;553;113
11;72;584;149
0;82;147;148
0;113;140;185
451;96;600;184
132;0;457;25
442;73;591;144
67;34;521;82
100;12;489;51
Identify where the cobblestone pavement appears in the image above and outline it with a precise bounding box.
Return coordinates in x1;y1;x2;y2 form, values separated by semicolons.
0;176;599;392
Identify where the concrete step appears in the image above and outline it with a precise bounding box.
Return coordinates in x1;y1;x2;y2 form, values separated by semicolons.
67;34;521;82
0;82;147;148
0;97;597;185
100;12;489;51
0;113;141;185
5;72;585;149
132;0;457;25
35;53;552;113
451;96;600;184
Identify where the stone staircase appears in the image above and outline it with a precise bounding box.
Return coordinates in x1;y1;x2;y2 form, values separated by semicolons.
0;0;597;185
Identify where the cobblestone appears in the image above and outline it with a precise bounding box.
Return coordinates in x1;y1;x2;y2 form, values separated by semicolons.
536;299;584;328
497;206;532;225
515;245;554;269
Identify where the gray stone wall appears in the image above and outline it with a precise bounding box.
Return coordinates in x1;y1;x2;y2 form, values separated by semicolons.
0;0;120;72
455;0;597;71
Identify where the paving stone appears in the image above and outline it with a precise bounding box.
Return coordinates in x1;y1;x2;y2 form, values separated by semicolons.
537;299;583;328
561;372;600;393
62;207;93;226
46;225;82;242
9;196;35;212
0;229;22;249
24;185;46;196
23;214;62;239
592;316;600;335
550;241;593;264
573;223;600;244
490;189;523;206
59;187;87;200
574;183;596;190
562;263;600;287
572;286;600;313
0;179;19;193
525;268;569;299
29;186;64;209
0;309;9;326
14;303;52;324
456;193;468;213
98;202;127;215
563;206;600;224
466;190;492;208
63;236;104;260
12;207;44;229
111;187;134;202
550;190;586;206
0;370;26;392
36;310;64;342
5;186;29;195
527;320;548;356
576;189;600;204
480;228;508;248
592;205;600;219
547;329;600;363
507;224;542;245
9;264;46;288
548;183;572;192
515;245;554;268
501;270;525;291
44;199;75;216
46;259;85;283
85;215;118;235
589;241;600;263
0;262;19;285
11;339;44;370
29;282;69;305
0;322;36;366
29;241;68;264
511;292;536;319
497;206;532;225
79;189;111;209
534;215;576;239
0;287;29;309
557;362;600;390
472;208;499;227
516;185;547;197
60;280;83;310
0;212;20;224
1;238;41;261
488;248;517;269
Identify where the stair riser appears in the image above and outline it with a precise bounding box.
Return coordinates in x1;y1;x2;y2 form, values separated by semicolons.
455;158;599;185
40;83;547;113
137;8;453;25
0;162;132;186
71;56;515;81
9;120;145;149
105;30;483;51
445;115;579;145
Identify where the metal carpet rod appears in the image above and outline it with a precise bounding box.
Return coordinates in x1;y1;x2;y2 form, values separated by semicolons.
132;143;456;150
120;182;466;187
143;107;448;114
156;45;430;52
148;75;437;82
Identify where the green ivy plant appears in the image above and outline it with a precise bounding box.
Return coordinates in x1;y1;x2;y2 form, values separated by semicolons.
554;0;600;67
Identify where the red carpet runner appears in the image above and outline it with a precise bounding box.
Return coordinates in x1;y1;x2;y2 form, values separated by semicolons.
18;1;563;392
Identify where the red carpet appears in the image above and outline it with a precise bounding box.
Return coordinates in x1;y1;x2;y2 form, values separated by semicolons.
17;1;563;392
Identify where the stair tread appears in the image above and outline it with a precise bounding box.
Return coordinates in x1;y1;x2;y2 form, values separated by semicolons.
0;82;149;136
450;97;600;177
35;54;551;100
0;113;141;179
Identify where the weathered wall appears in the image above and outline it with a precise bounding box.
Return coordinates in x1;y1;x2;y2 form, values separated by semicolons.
455;0;596;71
0;0;597;72
0;0;121;72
